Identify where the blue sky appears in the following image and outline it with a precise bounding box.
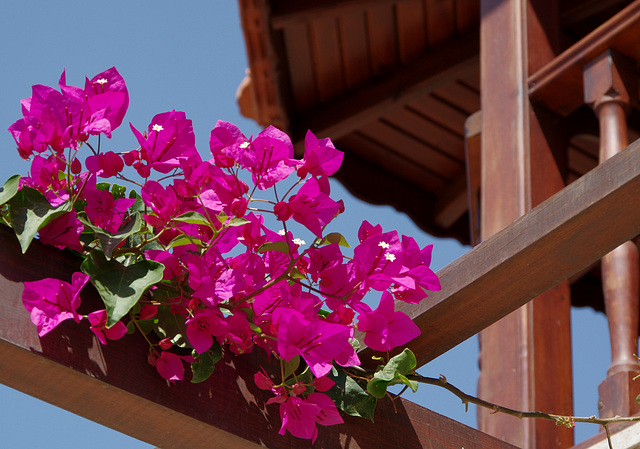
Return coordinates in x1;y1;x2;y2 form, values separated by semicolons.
0;1;613;447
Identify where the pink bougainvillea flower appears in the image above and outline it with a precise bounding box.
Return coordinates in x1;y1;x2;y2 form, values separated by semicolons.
154;351;187;382
85;151;124;178
58;67;129;139
273;176;341;238
88;309;128;345
391;240;441;304
279;393;343;441
185;308;229;354
129;110;200;176
8;116;59;158
209;120;251;168
273;308;352;378
296;130;343;179
357;290;421;352
38;210;83;251
141;180;181;225
244;126;295;190
22;272;90;337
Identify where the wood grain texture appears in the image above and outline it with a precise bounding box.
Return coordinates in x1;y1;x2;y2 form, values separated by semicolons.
359;137;640;368
0;224;518;449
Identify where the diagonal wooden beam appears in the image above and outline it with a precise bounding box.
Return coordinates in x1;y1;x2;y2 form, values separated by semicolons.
0;225;516;449
271;0;403;28
359;137;640;368
290;31;479;147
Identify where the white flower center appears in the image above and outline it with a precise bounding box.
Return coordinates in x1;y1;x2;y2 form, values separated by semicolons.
378;241;390;249
95;78;108;85
277;229;286;236
293;238;306;246
385;253;396;262
152;124;164;132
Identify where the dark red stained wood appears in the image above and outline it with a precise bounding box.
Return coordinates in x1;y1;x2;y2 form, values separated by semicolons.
383;108;465;162
0;224;519;449
426;0;457;46
528;0;640;115
395;0;427;63
359;120;463;178
358;136;640;378
337;132;449;192
464;110;481;246
584;48;640;419
271;0;400;28
431;82;480;115
338;10;372;89
309;17;345;103
292;31;479;145
282;22;318;112
455;0;481;31
365;3;398;77
409;95;468;137
475;1;573;446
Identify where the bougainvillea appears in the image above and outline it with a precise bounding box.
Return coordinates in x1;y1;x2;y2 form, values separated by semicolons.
0;68;441;441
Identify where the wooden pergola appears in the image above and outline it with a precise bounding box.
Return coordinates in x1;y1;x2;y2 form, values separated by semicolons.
2;1;640;448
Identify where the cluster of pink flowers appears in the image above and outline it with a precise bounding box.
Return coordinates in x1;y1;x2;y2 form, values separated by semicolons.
6;67;440;441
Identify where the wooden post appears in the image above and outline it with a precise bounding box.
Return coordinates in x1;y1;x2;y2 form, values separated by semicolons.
478;0;573;447
583;48;640;419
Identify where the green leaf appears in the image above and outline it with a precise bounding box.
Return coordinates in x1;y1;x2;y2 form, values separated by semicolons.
326;365;377;421
172;211;210;226
191;342;222;383
226;217;250;227
367;349;418;398
151;294;189;348
78;212;142;259
283;355;301;381
258;241;290;253
216;212;229;224
8;186;73;253
321;232;350;247
166;234;204;249
111;184;126;200
0;174;20;206
81;251;164;327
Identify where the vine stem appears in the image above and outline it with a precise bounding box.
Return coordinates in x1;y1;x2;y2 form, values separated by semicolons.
406;373;640;449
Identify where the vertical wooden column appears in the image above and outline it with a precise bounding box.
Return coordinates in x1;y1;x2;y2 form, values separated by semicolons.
465;111;482;247
583;49;640;419
478;0;573;447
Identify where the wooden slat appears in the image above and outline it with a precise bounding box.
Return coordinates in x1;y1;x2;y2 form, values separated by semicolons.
426;0;457;46
528;0;640;115
0;230;518;449
432;81;481;115
365;3;398;76
408;95;468;136
359;136;640;368
271;0;402;28
383;107;465;161
282;22;318;112
338;10;372;89
292;31;479;144
337;132;448;192
359;120;464;178
396;0;427;62
309;17;345;103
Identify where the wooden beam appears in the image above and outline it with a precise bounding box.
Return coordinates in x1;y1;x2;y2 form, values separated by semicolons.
291;31;479;147
528;0;640;115
359;136;640;369
271;0;403;28
0;224;517;449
